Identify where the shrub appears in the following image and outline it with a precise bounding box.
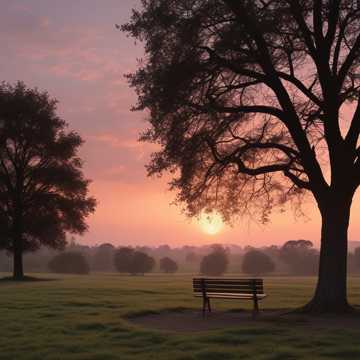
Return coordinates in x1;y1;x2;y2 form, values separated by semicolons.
159;257;178;273
114;248;155;275
48;252;90;274
242;250;275;275
200;246;228;276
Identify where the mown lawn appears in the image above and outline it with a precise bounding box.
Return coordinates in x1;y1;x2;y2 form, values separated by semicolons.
1;273;360;360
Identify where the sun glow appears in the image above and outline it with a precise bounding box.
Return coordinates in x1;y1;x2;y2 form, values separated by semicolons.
198;212;224;235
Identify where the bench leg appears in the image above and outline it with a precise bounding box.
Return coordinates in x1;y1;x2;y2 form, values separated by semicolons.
252;297;259;319
202;297;211;317
207;298;211;313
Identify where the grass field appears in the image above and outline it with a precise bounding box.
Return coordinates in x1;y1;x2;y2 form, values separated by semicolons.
1;273;360;360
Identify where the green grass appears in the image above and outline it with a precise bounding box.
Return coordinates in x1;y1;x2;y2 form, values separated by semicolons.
1;273;360;359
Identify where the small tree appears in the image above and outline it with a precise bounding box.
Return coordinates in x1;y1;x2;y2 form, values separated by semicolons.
48;252;90;275
280;240;319;275
92;243;115;272
114;248;155;275
129;251;155;275
185;251;199;264
242;250;275;276
114;247;135;273
159;257;178;273
200;246;229;276
0;82;96;279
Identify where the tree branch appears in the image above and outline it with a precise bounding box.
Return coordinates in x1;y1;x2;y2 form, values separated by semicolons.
345;95;360;151
223;0;328;195
288;1;317;57
276;71;322;106
337;34;360;89
284;169;311;189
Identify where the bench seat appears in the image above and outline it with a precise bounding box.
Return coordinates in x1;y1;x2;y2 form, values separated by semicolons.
194;292;267;300
193;277;267;317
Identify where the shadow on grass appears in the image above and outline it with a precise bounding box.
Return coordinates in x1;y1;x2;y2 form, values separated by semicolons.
126;306;193;319
127;306;360;333
0;275;60;283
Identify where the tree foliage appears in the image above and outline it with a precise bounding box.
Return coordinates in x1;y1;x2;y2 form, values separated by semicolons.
113;247;135;273
92;243;115;272
159;256;178;273
242;249;275;275
185;251;200;263
122;0;360;219
114;247;155;275
280;240;319;275
48;252;90;274
200;246;229;276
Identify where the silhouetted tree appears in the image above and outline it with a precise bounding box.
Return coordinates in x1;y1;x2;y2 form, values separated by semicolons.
185;251;199;264
242;250;275;276
280;240;319;275
123;1;360;312
200;246;228;276
114;247;135;273
157;244;171;255
129;251;155;275
159;256;178;273
48;252;90;274
114;247;155;275
92;243;115;272
0;82;96;280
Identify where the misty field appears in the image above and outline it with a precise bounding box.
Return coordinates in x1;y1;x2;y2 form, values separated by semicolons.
1;274;360;360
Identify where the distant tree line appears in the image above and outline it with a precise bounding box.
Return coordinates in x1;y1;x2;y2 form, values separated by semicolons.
2;240;360;277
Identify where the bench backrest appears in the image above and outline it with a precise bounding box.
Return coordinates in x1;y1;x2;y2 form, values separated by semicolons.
193;278;264;295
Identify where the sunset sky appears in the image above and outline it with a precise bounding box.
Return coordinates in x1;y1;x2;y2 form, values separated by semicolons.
1;0;360;248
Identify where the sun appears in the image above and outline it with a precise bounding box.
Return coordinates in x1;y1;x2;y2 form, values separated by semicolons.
198;212;224;235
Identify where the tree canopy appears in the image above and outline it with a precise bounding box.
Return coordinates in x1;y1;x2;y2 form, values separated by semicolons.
200;246;229;276
48;251;90;275
242;249;275;275
159;256;178;273
114;247;156;275
123;0;360;220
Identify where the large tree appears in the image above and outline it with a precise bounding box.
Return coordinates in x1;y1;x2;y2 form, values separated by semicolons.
0;82;96;280
122;0;360;312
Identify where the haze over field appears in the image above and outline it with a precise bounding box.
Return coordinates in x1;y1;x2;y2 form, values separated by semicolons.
2;0;360;247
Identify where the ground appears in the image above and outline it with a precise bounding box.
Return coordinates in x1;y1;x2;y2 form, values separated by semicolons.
1;273;360;360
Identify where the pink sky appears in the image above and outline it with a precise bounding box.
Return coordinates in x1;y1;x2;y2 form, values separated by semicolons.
1;0;360;247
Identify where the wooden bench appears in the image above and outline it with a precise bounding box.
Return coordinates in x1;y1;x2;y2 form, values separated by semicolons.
193;277;267;317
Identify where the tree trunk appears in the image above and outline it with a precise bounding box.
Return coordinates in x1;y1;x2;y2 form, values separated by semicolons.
12;212;24;280
303;197;353;313
13;241;24;280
